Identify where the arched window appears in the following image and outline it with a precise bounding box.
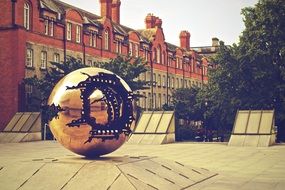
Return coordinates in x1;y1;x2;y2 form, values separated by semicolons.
24;3;30;30
104;29;109;50
157;45;161;63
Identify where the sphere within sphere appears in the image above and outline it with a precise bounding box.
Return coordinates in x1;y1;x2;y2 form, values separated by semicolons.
48;68;134;157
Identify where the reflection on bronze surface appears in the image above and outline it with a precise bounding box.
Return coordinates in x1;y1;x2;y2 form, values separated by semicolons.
48;68;134;157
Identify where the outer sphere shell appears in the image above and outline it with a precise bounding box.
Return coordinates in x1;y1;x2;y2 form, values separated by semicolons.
48;67;133;157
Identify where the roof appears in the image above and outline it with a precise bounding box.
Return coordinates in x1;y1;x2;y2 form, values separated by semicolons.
137;28;157;42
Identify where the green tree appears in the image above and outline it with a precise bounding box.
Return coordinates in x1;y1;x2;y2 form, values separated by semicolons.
173;0;285;141
93;55;149;93
172;87;202;121
24;55;149;122
199;0;285;140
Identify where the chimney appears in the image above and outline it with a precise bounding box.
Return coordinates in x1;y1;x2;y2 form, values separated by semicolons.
145;13;157;29
155;18;162;28
100;0;112;19
179;31;191;50
212;37;219;46
111;0;121;24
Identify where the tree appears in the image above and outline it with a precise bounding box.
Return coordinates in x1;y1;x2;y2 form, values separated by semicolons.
172;0;285;141
198;0;285;140
172;87;202;122
24;55;149;123
93;55;149;94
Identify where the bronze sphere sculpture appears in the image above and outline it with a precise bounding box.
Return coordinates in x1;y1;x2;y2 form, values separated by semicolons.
47;68;134;157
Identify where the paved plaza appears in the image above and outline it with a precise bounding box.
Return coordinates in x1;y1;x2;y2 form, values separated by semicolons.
0;141;285;189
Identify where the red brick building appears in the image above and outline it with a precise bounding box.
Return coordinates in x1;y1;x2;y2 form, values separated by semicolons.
0;0;218;131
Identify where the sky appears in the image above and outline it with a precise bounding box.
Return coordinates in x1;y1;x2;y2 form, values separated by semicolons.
61;0;258;47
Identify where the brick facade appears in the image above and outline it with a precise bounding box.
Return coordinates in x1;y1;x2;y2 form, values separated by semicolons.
0;0;217;131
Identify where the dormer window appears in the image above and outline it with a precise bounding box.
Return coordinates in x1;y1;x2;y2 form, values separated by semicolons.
44;19;54;36
24;3;30;30
89;32;97;47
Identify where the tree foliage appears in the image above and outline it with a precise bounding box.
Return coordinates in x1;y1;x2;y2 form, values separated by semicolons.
24;55;148;122
93;55;149;93
172;0;285;139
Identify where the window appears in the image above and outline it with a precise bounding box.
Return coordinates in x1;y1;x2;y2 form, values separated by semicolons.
176;78;179;88
89;32;97;47
129;42;133;56
157;46;161;63
66;22;72;40
181;79;183;88
163;94;166;105
116;40;122;54
50;20;54;36
104;29;109;50
76;25;81;43
153;93;156;109
44;20;49;35
162;52;165;65
158;74;161;86
144;49;148;60
153;48;157;62
168;56;171;66
87;60;92;66
162;75;166;87
24;3;30;30
158;94;161;109
147;71;151;82
26;49;33;67
148;92;151;109
45;19;54;36
53;53;60;63
176;58;179;68
135;44;139;57
153;73;156;86
172;77;175;88
40;51;47;69
167;76;170;88
26;85;33;95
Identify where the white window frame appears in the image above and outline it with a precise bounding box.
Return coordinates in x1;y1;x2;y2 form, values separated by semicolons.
104;30;109;50
158;94;161;109
40;51;47;69
157;46;161;63
135;44;139;57
158;74;161;86
44;19;49;35
50;20;54;36
24;3;30;30
66;22;72;41
26;49;33;67
129;42;133;56
89;32;97;47
76;25;81;43
116;40;122;54
53;53;60;63
144;49;148;60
